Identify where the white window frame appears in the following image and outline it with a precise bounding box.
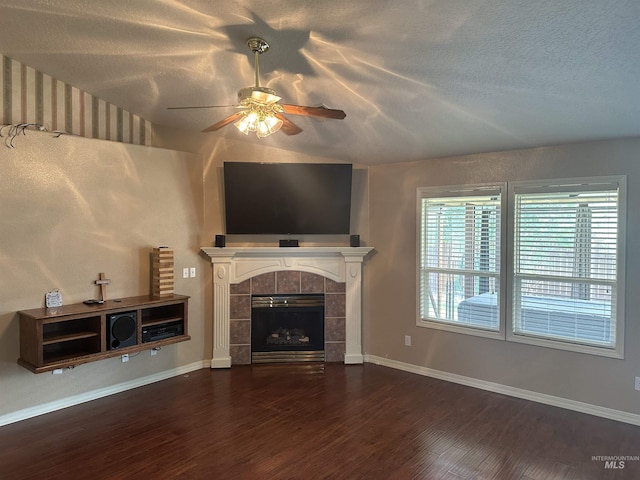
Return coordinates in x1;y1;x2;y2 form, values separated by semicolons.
506;176;626;358
416;183;507;340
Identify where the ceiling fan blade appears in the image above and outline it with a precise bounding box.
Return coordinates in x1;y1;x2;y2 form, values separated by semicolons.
167;105;240;110
202;112;245;132
281;104;346;119
275;114;303;135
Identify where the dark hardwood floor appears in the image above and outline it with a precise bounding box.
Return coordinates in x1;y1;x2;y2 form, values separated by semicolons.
1;364;639;479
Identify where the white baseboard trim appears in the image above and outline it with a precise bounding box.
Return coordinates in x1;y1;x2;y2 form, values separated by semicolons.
0;360;209;427
364;355;640;426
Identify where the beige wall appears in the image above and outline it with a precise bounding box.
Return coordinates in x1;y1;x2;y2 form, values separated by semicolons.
367;137;640;415
0;132;206;418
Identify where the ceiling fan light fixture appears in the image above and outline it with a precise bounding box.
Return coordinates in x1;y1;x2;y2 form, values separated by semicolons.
234;111;257;135
257;115;283;138
234;116;251;135
234;109;282;138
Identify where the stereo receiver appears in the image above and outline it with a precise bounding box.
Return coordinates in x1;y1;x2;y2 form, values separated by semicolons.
142;321;183;343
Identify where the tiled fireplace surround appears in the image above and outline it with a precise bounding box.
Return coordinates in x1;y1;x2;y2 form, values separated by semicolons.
201;247;373;367
229;271;347;364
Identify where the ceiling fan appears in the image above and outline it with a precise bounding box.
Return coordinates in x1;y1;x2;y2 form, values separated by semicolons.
168;37;346;138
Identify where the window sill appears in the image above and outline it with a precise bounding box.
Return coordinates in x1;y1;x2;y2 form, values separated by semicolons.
506;332;624;359
416;318;504;340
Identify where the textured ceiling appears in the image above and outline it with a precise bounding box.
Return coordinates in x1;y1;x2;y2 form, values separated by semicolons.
1;1;638;164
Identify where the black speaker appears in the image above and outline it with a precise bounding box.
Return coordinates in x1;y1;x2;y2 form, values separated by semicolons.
108;311;137;350
279;239;299;247
350;234;360;247
215;234;225;248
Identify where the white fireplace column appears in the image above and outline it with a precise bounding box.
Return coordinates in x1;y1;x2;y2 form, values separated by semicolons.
343;251;367;364
201;246;373;368
211;254;233;368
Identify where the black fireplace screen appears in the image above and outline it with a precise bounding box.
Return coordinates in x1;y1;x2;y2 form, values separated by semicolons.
251;295;325;354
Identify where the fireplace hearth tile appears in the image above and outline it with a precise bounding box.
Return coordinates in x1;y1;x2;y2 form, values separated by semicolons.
231;279;251;294
230;345;251;365
301;272;325;293
230;319;251;344
325;342;345;362
325;317;346;342
251;273;276;294
326;278;346;293
230;294;250;319
325;293;346;318
276;271;301;293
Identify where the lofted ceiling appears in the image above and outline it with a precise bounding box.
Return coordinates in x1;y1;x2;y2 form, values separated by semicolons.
0;1;638;165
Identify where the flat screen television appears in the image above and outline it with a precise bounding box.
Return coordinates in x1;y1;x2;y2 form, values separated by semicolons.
223;162;353;235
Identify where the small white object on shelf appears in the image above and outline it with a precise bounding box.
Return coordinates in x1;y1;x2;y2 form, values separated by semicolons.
45;289;63;308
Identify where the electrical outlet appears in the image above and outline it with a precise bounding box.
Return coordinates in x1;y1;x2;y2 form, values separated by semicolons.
121;354;129;363
190;267;196;278
52;368;63;375
151;348;158;356
635;376;640;391
182;267;189;279
404;335;411;347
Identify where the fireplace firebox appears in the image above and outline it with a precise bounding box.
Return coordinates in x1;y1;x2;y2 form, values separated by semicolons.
251;294;325;363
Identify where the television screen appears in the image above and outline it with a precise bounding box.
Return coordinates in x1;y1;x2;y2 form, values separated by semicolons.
223;162;352;235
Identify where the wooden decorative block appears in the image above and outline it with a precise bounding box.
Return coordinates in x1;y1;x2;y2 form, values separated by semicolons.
152;247;174;296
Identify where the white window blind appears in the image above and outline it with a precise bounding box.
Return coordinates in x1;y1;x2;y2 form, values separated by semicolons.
419;187;502;332
512;181;623;351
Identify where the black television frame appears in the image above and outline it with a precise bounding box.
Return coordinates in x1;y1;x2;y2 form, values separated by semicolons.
223;162;353;235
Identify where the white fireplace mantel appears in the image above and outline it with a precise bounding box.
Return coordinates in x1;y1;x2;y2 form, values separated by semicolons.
201;246;374;368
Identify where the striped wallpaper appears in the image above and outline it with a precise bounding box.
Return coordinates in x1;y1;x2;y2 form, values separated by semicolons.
1;54;151;146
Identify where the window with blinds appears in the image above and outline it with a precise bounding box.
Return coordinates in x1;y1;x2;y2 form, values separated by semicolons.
418;185;504;336
510;179;625;356
417;176;626;357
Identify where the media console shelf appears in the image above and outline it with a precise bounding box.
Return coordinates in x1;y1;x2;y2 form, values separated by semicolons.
18;294;190;373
